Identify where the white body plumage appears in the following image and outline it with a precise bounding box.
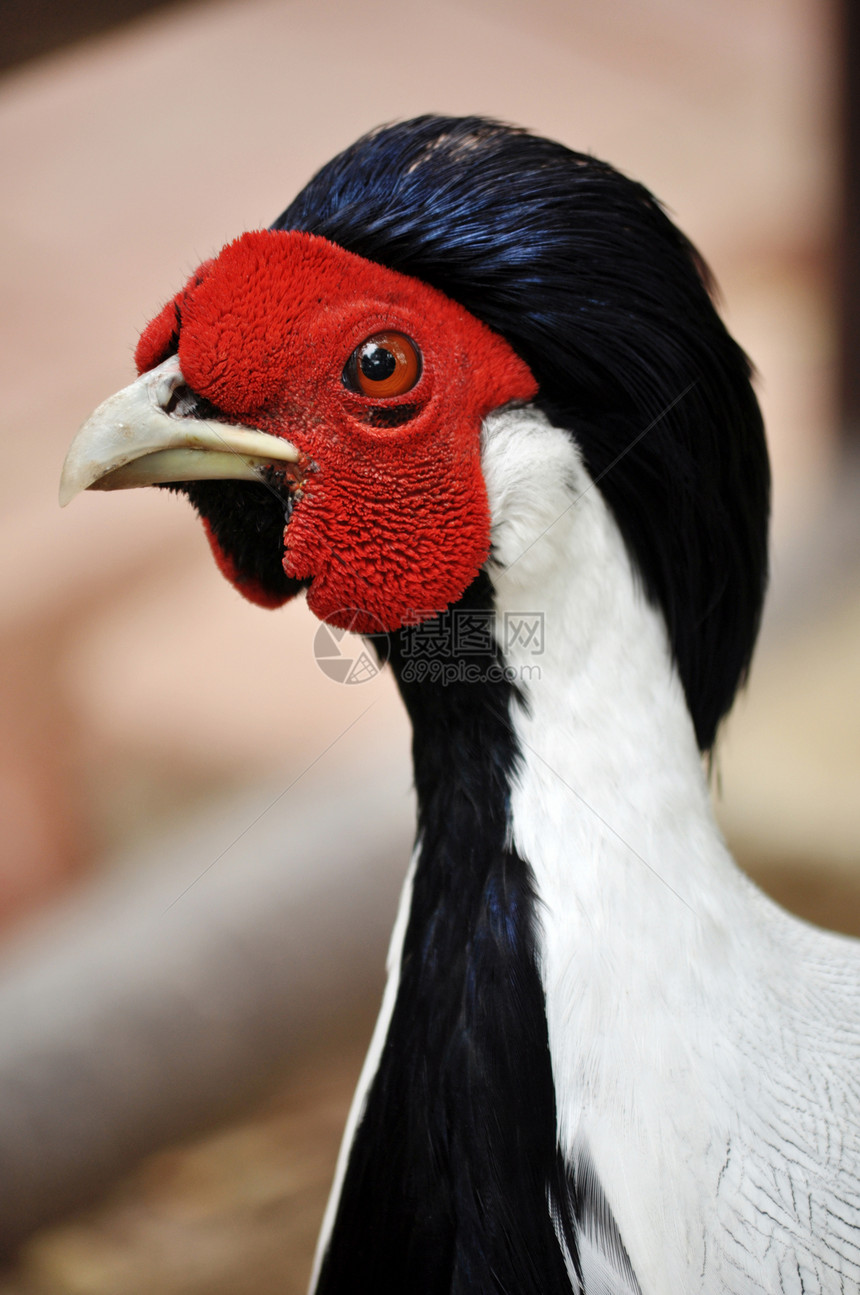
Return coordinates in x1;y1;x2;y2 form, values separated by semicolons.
487;405;860;1293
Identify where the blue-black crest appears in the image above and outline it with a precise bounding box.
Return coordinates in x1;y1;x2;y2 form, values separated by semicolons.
274;115;770;750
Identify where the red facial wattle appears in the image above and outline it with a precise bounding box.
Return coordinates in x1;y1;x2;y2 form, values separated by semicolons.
135;230;537;633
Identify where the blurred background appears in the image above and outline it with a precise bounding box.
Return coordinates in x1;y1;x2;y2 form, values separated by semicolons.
0;0;857;1290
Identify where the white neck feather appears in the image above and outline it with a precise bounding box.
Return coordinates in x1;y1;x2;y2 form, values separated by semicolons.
482;403;728;924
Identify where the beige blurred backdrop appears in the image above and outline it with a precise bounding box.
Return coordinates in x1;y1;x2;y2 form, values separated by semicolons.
0;1;857;1291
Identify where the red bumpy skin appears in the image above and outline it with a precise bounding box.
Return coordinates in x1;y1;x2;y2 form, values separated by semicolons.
135;230;537;633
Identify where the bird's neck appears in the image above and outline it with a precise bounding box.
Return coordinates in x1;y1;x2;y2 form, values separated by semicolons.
316;407;746;1294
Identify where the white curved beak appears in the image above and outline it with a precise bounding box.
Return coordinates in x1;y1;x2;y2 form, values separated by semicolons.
59;355;301;507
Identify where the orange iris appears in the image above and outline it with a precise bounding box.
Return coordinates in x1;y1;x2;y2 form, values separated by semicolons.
347;332;422;398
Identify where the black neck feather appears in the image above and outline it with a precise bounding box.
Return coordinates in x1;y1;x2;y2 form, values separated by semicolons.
315;574;578;1294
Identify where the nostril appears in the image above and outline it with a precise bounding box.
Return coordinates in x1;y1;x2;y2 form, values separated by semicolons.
160;379;233;424
146;356;230;422
163;383;197;418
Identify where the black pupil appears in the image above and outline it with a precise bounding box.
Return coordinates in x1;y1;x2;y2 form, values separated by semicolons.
360;344;397;382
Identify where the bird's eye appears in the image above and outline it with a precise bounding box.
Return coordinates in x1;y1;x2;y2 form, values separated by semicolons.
344;332;422;398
